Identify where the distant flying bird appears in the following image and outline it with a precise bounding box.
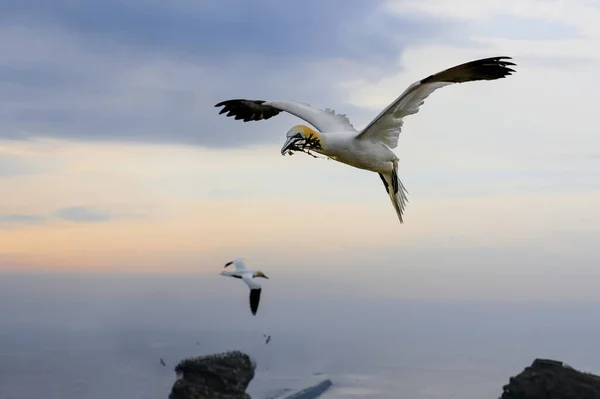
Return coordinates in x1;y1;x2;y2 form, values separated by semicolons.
265;335;271;344
220;258;269;316
160;358;166;367
215;56;516;223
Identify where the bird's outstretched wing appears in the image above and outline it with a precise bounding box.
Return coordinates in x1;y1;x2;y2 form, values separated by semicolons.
248;288;261;316
224;259;246;271
354;56;516;149
215;99;356;133
241;273;262;316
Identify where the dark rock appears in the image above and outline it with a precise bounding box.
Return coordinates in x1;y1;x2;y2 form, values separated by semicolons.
501;358;600;399
169;350;256;399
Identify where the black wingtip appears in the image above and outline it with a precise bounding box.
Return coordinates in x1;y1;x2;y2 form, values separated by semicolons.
249;288;261;316
420;55;518;85
214;99;281;123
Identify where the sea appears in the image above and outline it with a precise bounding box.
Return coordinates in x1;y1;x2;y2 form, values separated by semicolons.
1;273;599;399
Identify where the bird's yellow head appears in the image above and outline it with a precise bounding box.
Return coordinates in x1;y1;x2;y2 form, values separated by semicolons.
280;125;322;156
253;271;269;279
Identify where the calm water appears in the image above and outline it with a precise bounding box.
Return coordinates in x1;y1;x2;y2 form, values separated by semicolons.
1;273;599;399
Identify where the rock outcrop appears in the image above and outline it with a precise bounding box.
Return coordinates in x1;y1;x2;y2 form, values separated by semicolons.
169;351;600;399
501;358;600;399
169;350;255;399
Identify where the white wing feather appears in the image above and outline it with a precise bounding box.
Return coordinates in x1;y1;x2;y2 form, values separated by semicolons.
355;56;516;148
354;81;451;149
267;101;357;133
228;258;247;271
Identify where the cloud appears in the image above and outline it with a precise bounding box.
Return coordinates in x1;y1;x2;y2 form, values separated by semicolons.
0;204;116;229
1;0;598;152
384;0;593;28
338;0;600;179
54;207;111;223
0;0;453;61
0;138;597;293
472;14;583;40
0;0;464;147
0;153;41;178
0;213;44;227
1;188;599;277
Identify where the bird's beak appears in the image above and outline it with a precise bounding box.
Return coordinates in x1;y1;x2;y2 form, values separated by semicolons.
280;137;296;155
262;274;269;279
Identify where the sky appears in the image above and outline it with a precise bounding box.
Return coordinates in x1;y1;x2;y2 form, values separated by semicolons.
1;0;600;301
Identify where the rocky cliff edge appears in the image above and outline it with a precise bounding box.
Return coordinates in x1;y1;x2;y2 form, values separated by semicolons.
169;350;255;399
501;358;600;399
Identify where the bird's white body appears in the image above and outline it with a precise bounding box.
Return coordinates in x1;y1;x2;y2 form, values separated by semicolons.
317;131;396;173
216;57;516;223
220;258;268;316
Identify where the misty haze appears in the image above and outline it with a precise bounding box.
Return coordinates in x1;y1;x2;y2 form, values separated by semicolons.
1;273;600;398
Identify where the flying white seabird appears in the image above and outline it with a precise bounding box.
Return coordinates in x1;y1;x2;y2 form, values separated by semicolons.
215;56;516;223
220;258;269;316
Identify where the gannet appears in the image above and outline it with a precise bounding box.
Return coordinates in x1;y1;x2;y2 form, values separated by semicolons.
215;56;516;223
220;258;269;316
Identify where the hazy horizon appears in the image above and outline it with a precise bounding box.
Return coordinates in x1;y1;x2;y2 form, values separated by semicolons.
2;272;600;398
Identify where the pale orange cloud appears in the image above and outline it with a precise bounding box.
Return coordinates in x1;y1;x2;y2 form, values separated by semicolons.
1;190;599;272
1;139;599;275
